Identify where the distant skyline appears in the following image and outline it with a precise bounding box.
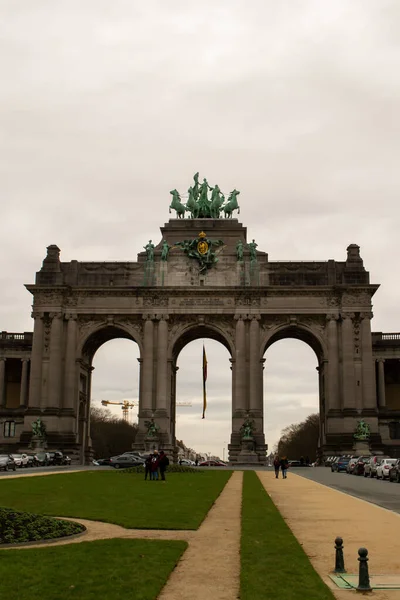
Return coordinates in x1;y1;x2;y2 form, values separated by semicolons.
1;1;399;456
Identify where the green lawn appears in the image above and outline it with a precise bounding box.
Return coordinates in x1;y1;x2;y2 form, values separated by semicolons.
0;538;187;600
0;470;231;530
241;471;335;600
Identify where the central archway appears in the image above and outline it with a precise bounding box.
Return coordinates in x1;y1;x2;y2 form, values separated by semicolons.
262;323;327;457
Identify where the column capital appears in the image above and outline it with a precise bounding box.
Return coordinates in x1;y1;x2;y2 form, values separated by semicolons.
65;313;78;321
376;357;385;363
31;311;44;319
234;314;246;321
155;313;169;321
142;313;155;321
20;358;30;363
341;312;355;320
360;312;373;320
326;313;339;322
250;314;261;321
0;357;6;363
49;312;63;320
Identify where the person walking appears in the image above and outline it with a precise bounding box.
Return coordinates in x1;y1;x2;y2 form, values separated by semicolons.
144;453;152;481
273;455;280;478
151;450;159;480
158;450;169;482
280;456;289;479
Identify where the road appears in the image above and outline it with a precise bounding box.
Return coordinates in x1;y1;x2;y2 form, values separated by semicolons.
291;466;400;514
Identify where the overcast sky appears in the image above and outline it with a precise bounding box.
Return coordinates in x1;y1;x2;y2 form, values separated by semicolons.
1;1;399;458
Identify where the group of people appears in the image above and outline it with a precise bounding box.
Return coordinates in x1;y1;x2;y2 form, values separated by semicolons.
273;456;289;479
144;450;169;481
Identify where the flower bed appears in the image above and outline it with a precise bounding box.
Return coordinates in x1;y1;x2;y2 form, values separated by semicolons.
0;507;85;544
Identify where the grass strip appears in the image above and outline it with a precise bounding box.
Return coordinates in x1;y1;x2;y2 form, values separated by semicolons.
0;538;187;600
241;471;335;600
0;470;231;530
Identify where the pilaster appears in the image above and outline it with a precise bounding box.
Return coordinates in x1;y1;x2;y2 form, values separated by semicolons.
47;313;63;409
28;312;44;409
156;315;169;413
141;315;154;413
234;315;246;413
360;312;376;410
377;358;386;408
64;314;78;412
0;358;6;407
326;314;340;410
341;313;356;410
249;315;261;415
19;359;29;407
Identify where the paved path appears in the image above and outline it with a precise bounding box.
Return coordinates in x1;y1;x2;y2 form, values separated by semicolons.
259;471;400;600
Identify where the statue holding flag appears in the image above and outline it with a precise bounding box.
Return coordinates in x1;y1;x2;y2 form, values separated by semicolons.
202;344;207;419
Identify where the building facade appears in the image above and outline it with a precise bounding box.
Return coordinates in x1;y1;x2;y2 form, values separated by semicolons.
0;217;399;462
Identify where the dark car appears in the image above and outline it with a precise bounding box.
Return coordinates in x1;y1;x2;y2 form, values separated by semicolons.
199;460;226;467
34;452;50;466
353;456;371;476
0;455;17;472
389;460;400;483
109;455;145;469
331;456;350;472
93;458;112;466
47;451;71;466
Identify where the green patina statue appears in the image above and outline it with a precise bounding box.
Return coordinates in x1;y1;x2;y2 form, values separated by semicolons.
170;174;240;219
175;231;224;274
236;240;244;262
31;417;46;439
247;239;258;262
145;418;160;438
144;240;155;262
240;412;255;439
161;239;171;261
354;419;371;441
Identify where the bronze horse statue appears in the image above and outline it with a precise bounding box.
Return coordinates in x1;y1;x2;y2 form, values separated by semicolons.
169;189;186;218
223;189;240;218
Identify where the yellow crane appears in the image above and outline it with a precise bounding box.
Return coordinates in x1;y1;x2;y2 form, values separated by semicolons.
101;400;138;422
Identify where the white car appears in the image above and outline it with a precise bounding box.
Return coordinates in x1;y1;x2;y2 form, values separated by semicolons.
376;458;397;479
10;454;30;468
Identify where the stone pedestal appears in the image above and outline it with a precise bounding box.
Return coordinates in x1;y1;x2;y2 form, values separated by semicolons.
236;437;259;464
30;436;47;452
144;437;159;453
353;440;371;456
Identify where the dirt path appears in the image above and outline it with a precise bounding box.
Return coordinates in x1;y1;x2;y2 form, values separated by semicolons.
258;471;400;600
158;470;242;600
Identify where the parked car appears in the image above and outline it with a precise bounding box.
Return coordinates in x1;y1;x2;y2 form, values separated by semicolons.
389;460;400;483
346;457;359;474
34;452;51;466
353;456;372;476
364;455;391;478
331;456;351;472
109;455;145;469
25;454;36;467
93;458;112;466
46;451;71;466
199;460;226;467
10;454;25;468
376;458;398;479
0;454;17;471
179;459;195;466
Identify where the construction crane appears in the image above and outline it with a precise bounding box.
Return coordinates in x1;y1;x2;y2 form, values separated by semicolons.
101;400;138;422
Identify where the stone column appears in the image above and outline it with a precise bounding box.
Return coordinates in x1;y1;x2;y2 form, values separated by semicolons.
156;316;168;412
249;316;261;414
64;314;78;411
230;358;236;412
341;313;356;409
234;316;246;413
19;359;29;407
47;313;63;409
28;312;44;408
377;358;386;408
360;312;376;410
141;316;154;413
0;358;6;407
326;315;340;410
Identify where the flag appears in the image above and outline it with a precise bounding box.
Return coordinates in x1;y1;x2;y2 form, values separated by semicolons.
202;344;207;419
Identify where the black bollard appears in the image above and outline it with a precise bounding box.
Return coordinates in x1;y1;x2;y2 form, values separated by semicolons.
357;547;372;592
334;537;346;573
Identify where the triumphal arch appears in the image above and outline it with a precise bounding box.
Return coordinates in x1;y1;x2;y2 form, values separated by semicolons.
2;174;398;463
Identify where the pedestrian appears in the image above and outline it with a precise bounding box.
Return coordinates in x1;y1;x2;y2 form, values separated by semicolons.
280;456;289;479
273;455;280;478
144;453;152;481
158;450;169;482
151;450;159;480
195;458;198;467
305;456;310;466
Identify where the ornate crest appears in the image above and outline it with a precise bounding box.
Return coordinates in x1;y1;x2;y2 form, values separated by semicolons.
175;232;224;274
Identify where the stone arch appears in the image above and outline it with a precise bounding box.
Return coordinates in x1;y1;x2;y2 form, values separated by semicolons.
262;322;327;363
262;321;328;453
169;321;234;362
79;323;142;364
